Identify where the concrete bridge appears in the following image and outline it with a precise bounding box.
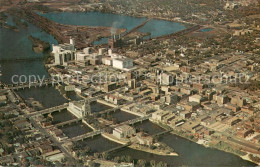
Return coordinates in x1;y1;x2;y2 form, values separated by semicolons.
54;118;82;128
152;130;172;138
6;79;60;90
103;142;131;154
28;103;69;117
154;25;202;40
0;57;44;62
94;106;121;116
68;130;101;142
110;115;151;129
122;18;151;37
125;115;150;125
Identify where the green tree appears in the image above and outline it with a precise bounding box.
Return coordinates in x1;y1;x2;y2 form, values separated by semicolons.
125;155;133;163
114;156;121;163
137;159;146;167
102;152;109;160
150;160;156;167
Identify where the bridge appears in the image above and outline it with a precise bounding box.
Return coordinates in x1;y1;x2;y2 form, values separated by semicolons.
67;130;101;142
94;106;121;116
53;118;82;128
152;130;172;138
28;103;69;117
0;57;44;62
6;80;60;90
103;142;131;154
154;25;202;40
122;19;151;37
126;115;150;125
110;115;150;128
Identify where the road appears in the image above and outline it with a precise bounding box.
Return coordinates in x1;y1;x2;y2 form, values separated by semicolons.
8;98;76;163
29;117;75;161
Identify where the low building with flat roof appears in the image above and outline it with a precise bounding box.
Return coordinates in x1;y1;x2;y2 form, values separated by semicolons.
113;125;136;139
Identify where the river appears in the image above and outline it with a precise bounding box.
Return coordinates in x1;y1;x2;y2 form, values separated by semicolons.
39;12;186;38
112;121;255;166
0;12;256;166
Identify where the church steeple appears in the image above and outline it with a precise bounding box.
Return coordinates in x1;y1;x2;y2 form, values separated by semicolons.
82;100;91;116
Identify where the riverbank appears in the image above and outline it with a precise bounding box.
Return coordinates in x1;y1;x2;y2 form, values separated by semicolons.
28;35;50;53
150;120;258;165
241;154;260;165
102;132;178;157
46;6;196;28
129;143;178;157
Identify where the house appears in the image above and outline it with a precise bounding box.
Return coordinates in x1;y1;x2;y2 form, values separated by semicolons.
104;82;117;92
180;111;192;119
213;94;229;105
227;117;241;126
189;95;202;104
0;95;7;104
183;102;201;112
136;133;153;146
231;96;246;107
114;163;134;167
152;110;170;122
75;86;87;93
105;94;124;105
237;128;254;138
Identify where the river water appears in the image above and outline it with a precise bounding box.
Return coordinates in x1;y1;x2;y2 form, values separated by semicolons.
0;17;57;84
0;12;255;166
0;12;185;83
70;120;255;166
112;121;255;166
40;12;186;38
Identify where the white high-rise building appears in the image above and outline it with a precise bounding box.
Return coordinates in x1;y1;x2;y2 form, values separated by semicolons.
52;37;76;66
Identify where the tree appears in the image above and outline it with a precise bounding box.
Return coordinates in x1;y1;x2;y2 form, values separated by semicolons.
150;160;156;167
102;152;109;160
85;146;91;154
114;156;121;163
125;155;133;163
156;161;167;167
137;159;146;167
88;161;96;167
94;152;100;159
120;155;127;162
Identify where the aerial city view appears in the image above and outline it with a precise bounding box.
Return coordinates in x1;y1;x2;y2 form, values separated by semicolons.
0;0;259;166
